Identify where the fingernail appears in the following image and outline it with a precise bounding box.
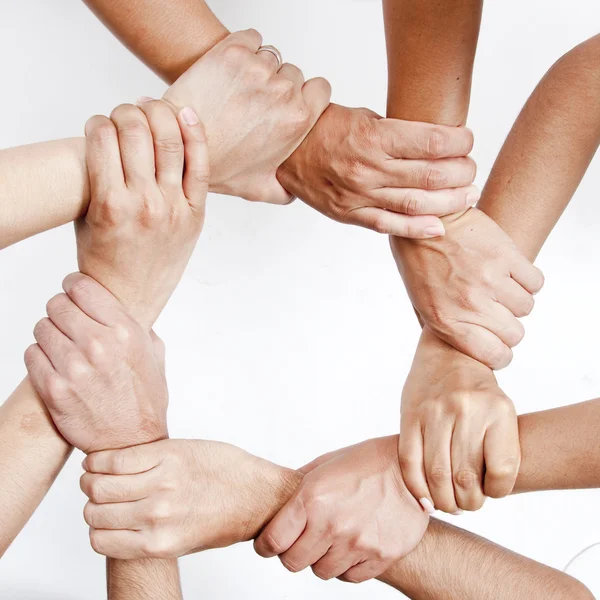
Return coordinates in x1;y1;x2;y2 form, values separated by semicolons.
466;188;481;204
180;107;199;126
453;510;464;516
419;498;436;515
136;96;154;104
81;457;88;470
423;226;445;238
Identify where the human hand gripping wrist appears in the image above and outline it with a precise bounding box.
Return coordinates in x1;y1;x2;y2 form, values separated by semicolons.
399;326;521;515
25;97;210;451
79;439;302;559
163;29;331;204
390;206;545;368
254;435;428;584
276;103;479;238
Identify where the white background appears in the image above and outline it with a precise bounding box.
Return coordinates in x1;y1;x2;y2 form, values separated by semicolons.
1;0;599;598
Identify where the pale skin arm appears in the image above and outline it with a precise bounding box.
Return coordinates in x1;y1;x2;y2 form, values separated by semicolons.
0;378;71;557
83;396;600;597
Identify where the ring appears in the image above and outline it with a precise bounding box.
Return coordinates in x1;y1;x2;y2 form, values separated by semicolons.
256;45;283;69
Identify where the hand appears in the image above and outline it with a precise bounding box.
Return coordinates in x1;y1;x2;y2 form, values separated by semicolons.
278;104;479;238
390;207;545;369
163;29;331;204
399;327;520;514
254;436;428;583
24;274;168;454
76;99;209;330
79;440;300;559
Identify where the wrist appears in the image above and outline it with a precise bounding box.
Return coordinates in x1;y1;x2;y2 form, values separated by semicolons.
246;464;302;541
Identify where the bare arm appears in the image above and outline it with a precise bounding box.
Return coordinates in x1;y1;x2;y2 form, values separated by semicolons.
479;34;600;260
383;0;483;126
83;0;228;84
0;378;71;556
0;139;87;249
380;518;592;599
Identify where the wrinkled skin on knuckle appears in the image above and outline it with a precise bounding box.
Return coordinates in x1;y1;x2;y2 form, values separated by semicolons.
425;127;450;158
428;465;452;487
453;468;482;492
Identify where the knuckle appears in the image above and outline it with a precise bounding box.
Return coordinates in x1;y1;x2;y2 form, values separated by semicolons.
45;293;69;318
429;466;452;486
222;43;251;65
312;565;334;581
273;76;295;99
147;500;172;526
83;502;96;527
423;165;448;189
403;189;425;216
371;215;391;235
260;532;285;555
89;121;116;144
426;128;449;157
64;352;90;381
280;556;303;573
155;136;184;156
46;374;70;403
89;529;103;555
453;469;481;491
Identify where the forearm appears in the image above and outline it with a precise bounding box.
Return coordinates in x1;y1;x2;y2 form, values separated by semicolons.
0;377;72;556
514;398;600;493
379;519;592;599
108;557;182;600
83;0;228;84
478;34;600;260
0;138;88;250
383;0;482;126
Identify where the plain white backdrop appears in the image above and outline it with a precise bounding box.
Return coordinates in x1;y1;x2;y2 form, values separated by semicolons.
1;0;599;598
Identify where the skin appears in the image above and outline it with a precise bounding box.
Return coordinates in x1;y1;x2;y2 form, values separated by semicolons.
78;394;600;597
23;100;210;598
0;2;480;248
384;2;599;515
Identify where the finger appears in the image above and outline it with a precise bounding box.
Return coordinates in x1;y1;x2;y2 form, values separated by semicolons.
424;419;460;514
339;559;388;584
495;277;535;318
62;273;128;328
89;528;146;560
24;343;59;401
278;524;332;573
346;207;446;239
110;103;155;188
254;496;307;558
84;500;147;531
224;28;263;53
379;157;477;191
450;420;486;511
379;120;474;159
483;408;520;499
137;100;184;193
301;77;332;129
312;546;359;581
278;63;305;89
84;115;125;194
398;416;434;514
510;259;545;295
46;292;106;347
80;469;160;504
484;301;526;349
433;322;513;371
177;107;210;214
255;45;282;73
370;185;479;217
33;317;83;375
84;443;163;475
